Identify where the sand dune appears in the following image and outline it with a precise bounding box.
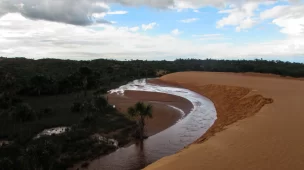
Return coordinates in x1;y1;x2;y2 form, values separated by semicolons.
145;72;304;170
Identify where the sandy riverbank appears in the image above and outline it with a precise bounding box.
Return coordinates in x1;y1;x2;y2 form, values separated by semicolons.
107;90;193;136
145;71;304;170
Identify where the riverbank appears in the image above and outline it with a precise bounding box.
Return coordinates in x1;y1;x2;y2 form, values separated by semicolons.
145;71;304;170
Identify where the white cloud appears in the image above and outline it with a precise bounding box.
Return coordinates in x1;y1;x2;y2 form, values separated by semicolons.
216;2;260;31
0;0;110;25
236;17;256;32
193;9;200;13
193;34;222;37
129;26;140;32
171;29;182;35
96;2;110;9
192;34;227;41
93;13;107;18
260;5;289;20
260;5;304;36
0;14;303;61
0;48;14;54
179;18;199;23
193;33;222;38
0;0;295;27
107;10;128;15
169;0;281;11
118;26;140;32
92;10;128;20
142;22;158;31
273;17;304;36
170;1;197;11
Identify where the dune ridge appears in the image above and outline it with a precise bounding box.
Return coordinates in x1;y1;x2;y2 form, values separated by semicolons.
190;84;273;143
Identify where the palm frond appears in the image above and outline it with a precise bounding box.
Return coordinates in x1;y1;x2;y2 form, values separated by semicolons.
135;102;145;113
144;104;153;118
127;107;136;117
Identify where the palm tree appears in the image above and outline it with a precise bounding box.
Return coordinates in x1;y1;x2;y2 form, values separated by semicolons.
128;102;153;140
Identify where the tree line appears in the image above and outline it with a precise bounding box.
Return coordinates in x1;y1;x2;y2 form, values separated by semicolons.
0;57;303;97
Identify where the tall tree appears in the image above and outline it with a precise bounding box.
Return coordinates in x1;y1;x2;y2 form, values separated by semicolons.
128;102;153;140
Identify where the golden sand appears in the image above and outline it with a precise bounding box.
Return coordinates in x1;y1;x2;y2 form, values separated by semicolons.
145;72;304;170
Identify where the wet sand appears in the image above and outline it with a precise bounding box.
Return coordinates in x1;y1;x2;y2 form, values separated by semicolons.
145;71;304;170
107;90;193;136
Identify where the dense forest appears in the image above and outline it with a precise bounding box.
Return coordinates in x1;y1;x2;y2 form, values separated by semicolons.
1;57;304;97
0;57;304;170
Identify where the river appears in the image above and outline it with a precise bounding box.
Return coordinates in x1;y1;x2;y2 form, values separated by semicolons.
74;79;217;170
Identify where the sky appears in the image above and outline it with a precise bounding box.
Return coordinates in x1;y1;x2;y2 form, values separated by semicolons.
0;0;304;62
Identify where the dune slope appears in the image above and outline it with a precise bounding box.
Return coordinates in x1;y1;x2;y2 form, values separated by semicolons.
145;72;304;170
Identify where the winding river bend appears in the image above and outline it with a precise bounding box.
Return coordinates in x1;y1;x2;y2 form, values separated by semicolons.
77;79;217;170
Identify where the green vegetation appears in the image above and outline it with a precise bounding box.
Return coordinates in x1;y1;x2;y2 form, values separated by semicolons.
0;57;304;170
0;66;136;170
0;94;136;170
128;102;153;140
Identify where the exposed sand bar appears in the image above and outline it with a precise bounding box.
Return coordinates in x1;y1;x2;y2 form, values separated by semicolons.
107;91;193;136
145;72;304;170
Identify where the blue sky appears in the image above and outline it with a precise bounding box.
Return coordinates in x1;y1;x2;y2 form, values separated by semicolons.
0;0;304;62
104;1;287;42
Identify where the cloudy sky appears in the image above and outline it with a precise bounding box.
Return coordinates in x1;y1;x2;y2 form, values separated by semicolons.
0;0;304;61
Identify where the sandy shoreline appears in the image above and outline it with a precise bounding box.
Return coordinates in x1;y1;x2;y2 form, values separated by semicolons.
107;90;193;136
145;72;304;170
